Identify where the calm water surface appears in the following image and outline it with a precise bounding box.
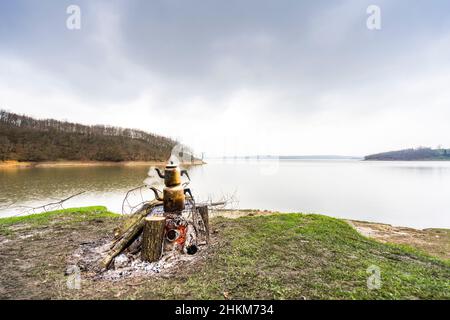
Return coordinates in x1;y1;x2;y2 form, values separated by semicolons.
1;160;449;229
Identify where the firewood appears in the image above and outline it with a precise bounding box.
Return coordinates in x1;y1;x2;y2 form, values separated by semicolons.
101;200;162;269
113;201;158;240
141;216;166;262
102;217;146;269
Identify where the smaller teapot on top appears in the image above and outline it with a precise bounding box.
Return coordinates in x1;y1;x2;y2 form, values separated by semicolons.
155;162;190;187
150;162;192;213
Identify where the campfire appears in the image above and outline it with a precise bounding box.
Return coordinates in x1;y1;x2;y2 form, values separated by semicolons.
100;161;210;271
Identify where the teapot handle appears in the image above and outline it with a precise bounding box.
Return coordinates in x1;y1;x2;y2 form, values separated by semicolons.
155;167;165;179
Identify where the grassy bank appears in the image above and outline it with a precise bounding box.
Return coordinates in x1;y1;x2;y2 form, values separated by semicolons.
0;208;448;299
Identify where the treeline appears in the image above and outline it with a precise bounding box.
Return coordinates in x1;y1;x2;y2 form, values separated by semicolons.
0;110;178;162
365;148;450;161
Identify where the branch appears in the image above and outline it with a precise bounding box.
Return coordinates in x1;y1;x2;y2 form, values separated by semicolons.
11;191;86;216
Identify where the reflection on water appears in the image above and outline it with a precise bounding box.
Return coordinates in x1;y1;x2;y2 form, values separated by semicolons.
1;160;450;229
0;166;150;216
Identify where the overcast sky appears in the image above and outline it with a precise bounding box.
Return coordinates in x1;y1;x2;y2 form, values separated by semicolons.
1;0;450;157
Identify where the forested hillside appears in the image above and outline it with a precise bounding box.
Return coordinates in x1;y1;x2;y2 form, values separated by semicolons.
365;148;450;161
0;110;177;162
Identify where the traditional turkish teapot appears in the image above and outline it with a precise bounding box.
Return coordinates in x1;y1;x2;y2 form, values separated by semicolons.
155;163;189;187
150;161;192;213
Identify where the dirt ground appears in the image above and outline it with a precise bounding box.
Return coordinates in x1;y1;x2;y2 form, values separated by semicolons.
347;220;450;260
0;217;117;299
0;213;219;299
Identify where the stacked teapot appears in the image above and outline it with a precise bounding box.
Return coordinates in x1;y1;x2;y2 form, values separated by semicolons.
150;161;193;213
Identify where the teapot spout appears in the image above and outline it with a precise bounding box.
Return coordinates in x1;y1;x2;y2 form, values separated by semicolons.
181;170;191;181
149;187;164;201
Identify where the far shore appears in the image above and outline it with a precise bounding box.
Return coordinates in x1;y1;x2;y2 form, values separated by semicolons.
0;160;205;169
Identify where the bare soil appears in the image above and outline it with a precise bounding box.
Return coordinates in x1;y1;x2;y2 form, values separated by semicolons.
0;214;216;299
347;220;450;260
0;217;115;299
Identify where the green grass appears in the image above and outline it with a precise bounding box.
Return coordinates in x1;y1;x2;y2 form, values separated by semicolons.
1;208;448;300
0;206;119;235
141;213;450;300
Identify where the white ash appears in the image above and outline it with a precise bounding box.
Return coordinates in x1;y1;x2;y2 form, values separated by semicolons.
98;248;199;281
113;254;129;269
67;237;204;282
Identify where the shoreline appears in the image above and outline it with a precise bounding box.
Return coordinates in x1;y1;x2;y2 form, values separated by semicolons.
0;160;205;169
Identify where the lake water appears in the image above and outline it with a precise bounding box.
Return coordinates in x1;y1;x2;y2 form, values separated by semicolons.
1;160;450;229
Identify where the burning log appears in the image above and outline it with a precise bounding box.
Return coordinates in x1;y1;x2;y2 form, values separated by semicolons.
141;216;166;262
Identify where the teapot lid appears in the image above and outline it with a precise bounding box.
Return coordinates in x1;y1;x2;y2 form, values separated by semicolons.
166;161;178;168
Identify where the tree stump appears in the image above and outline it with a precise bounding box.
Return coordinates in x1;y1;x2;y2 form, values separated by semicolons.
198;205;210;244
141;216;166;262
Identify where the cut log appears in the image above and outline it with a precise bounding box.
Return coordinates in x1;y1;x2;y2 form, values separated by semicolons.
113;201;158;241
102;216;146;269
198;205;210;244
141;216;166;262
102;200;162;269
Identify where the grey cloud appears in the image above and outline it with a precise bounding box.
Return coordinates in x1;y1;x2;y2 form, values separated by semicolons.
2;1;450;104
1;0;450;148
